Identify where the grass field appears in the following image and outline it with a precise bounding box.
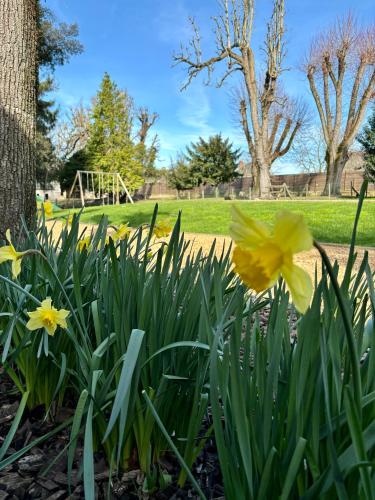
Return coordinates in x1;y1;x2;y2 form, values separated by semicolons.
57;199;375;246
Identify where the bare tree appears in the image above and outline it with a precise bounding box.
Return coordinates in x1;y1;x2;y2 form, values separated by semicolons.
54;103;90;161
135;107;159;177
174;0;305;197
235;85;307;189
306;14;375;195
137;107;158;144
0;0;37;237
289;126;326;173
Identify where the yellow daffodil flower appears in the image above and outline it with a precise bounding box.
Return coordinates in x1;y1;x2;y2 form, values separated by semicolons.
0;230;27;278
230;207;313;313
153;220;172;239
113;223;131;241
42;200;53;218
66;214;74;226
26;298;69;336
77;236;91;252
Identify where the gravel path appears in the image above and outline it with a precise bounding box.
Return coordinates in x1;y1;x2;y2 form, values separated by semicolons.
183;232;375;279
47;221;375;279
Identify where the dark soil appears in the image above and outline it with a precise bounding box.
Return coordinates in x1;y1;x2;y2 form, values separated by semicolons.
0;374;223;500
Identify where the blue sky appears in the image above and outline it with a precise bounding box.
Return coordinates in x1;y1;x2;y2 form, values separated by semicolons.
46;0;374;171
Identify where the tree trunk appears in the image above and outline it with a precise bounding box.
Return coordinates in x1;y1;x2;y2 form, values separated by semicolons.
322;146;349;196
0;0;37;239
251;163;259;196
331;147;350;196
258;163;272;198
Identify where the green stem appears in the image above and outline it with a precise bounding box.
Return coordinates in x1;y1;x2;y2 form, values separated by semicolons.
0;274;41;305
314;240;362;413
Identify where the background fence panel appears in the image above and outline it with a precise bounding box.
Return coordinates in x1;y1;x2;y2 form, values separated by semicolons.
136;171;375;200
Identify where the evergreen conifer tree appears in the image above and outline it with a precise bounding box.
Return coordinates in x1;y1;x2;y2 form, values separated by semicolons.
87;73;144;192
358;107;375;183
185;135;241;187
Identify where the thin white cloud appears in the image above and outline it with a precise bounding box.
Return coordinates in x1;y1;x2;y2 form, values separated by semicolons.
54;89;91;111
176;84;213;134
154;0;191;44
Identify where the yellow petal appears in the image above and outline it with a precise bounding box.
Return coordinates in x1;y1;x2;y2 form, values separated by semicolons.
281;262;313;313
27;310;41;319
0;246;17;263
26;317;44;331
153;221;172;239
56;309;70;328
274;211;313;254
77;236;91;252
12;258;22;278
45;323;57;336
230;205;270;250
232;245;279;292
40;298;53;310
5;229;12;244
42;201;53;217
115;224;131;241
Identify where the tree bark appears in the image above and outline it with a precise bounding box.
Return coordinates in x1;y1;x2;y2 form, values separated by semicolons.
0;0;37;239
322;145;349;196
258;163;272;198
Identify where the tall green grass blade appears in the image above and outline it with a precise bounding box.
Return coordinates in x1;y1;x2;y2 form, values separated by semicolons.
0;391;29;461
102;329;144;442
279;437;306;500
142;390;207;500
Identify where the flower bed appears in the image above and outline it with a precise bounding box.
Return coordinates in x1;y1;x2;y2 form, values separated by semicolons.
1;188;374;499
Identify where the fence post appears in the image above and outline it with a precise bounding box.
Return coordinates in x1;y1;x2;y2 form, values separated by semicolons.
328;183;331;198
249;186;252;200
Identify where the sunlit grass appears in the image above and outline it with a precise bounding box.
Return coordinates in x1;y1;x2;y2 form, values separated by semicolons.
57;199;375;246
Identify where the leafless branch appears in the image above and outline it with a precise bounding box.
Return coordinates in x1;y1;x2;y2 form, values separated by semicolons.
304;13;375;193
137;107;158;144
54;103;90;160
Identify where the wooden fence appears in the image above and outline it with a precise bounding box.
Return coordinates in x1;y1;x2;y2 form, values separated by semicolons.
136;171;374;200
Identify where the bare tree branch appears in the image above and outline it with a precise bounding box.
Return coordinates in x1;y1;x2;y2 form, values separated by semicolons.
137;107;158;144
175;0;305;198
305;14;375;195
54;103;90;160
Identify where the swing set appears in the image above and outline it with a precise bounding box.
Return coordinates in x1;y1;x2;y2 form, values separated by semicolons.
69;170;134;207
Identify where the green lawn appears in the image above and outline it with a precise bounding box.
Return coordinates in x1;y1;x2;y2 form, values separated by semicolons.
57;199;375;246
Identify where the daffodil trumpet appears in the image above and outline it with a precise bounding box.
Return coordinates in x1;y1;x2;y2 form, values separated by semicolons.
39;200;53;218
0;230;41;279
153;220;172;239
